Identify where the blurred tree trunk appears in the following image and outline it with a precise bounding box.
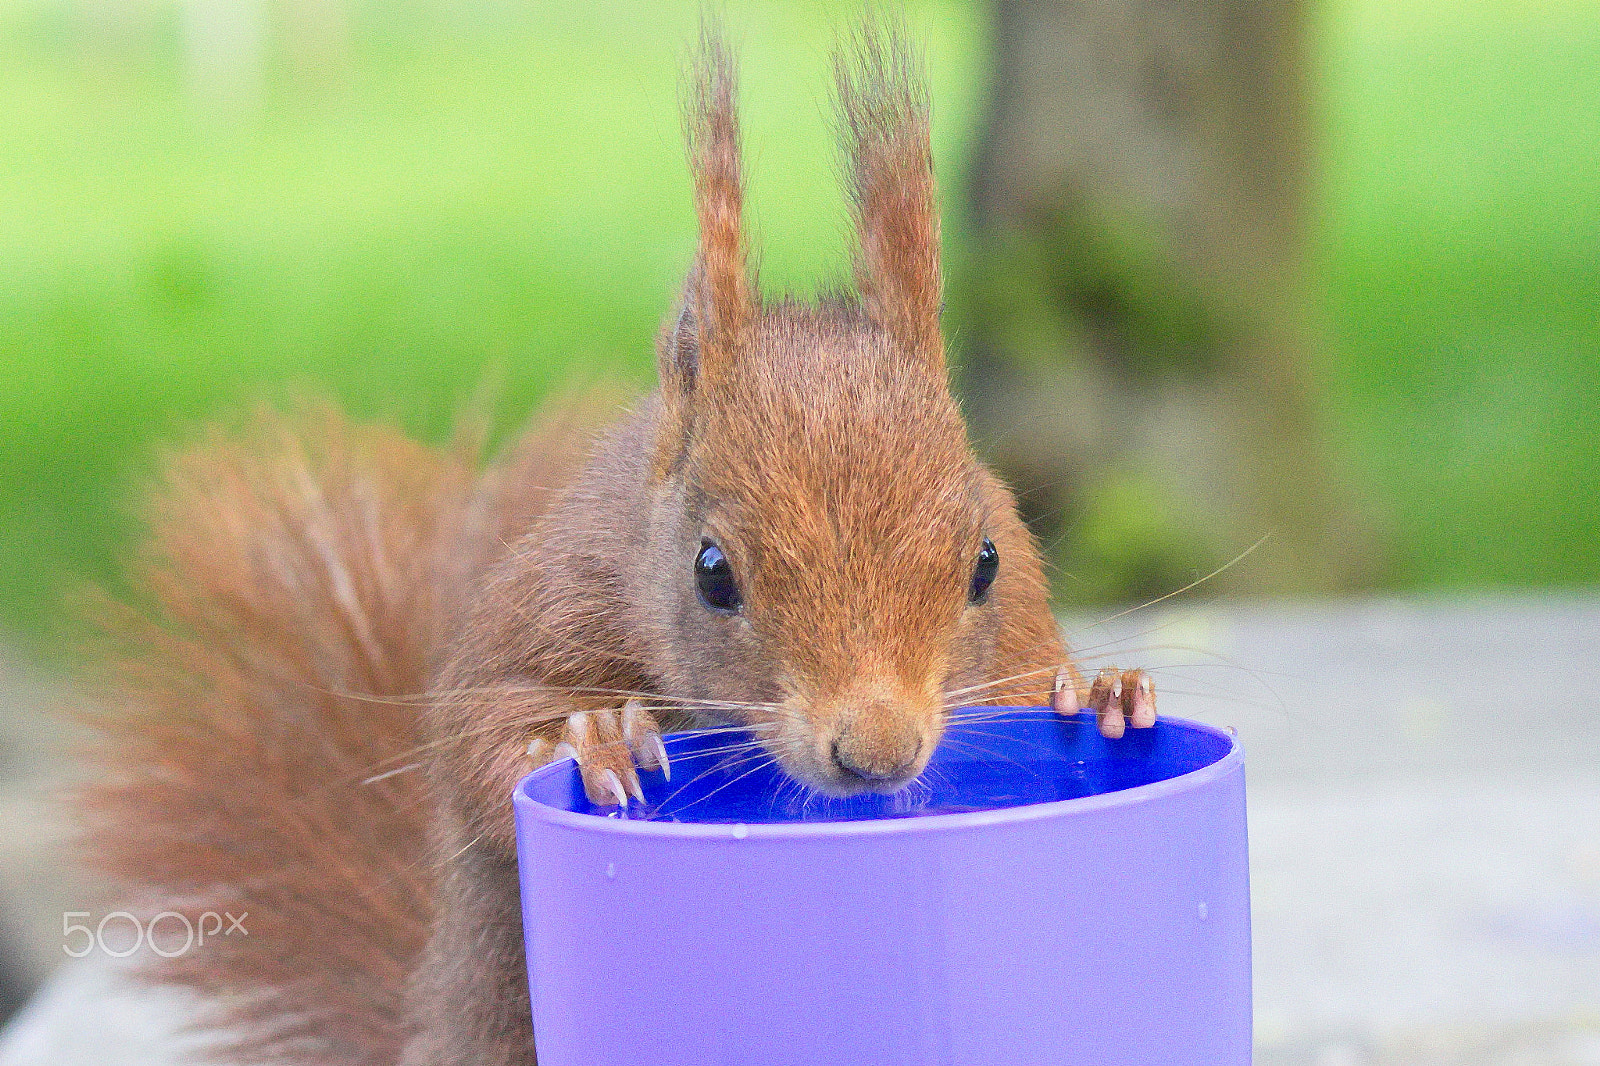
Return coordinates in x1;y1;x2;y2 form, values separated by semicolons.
959;0;1382;599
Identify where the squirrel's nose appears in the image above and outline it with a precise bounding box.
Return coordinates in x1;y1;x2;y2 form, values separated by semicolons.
830;734;921;783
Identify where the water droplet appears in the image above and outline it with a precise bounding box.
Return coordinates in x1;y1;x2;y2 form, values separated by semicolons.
731;823;749;840
1197;901;1209;921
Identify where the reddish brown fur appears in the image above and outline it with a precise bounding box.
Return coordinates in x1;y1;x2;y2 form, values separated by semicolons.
81;22;1081;1066
79;407;472;1066
683;23;752;362
835;19;944;369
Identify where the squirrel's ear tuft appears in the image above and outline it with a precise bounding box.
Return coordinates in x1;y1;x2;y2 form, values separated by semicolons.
680;19;754;389
834;18;943;375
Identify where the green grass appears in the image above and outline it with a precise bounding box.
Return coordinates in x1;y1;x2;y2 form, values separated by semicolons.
0;0;986;638
0;0;1596;644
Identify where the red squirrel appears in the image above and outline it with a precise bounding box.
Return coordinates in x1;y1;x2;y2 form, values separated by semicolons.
79;21;1155;1066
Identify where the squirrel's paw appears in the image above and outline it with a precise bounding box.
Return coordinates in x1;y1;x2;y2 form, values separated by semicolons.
526;699;670;808
1052;665;1156;739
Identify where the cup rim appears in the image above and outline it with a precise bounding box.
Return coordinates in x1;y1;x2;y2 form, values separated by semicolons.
513;709;1242;841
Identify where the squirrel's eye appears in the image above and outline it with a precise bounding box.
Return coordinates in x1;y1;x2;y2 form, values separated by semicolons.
694;541;742;614
969;537;999;604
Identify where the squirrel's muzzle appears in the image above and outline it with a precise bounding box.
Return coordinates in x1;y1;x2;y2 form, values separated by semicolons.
819;695;934;793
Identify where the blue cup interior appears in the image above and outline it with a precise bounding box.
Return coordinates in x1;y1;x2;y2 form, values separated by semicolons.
519;708;1234;825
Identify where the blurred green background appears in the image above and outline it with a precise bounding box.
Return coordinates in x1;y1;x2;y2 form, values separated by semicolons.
0;0;1596;647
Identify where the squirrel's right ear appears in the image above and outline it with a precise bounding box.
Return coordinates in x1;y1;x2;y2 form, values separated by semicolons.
835;20;944;375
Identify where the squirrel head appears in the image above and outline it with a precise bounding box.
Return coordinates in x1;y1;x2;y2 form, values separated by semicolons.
640;23;1037;797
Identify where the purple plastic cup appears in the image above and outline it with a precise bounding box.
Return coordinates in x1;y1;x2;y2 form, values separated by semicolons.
513;709;1250;1066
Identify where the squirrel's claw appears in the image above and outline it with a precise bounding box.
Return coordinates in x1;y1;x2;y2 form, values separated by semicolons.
1053;664;1157;738
568;708;637;808
1050;666;1081;717
1077;666;1157;738
622;700;671;781
600;769;631;808
526;701;667;808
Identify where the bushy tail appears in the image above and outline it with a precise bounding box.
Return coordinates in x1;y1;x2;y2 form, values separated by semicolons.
76;400;604;1066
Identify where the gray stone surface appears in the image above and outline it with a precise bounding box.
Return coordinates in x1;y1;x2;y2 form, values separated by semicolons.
1064;596;1600;1064
1;595;1597;1063
0;650;91;1022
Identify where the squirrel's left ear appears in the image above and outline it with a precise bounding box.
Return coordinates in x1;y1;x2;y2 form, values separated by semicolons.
656;22;755;478
835;20;944;376
681;21;754;391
